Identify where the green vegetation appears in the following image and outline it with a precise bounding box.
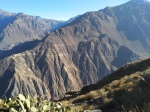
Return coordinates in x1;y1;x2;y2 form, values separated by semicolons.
0;94;72;112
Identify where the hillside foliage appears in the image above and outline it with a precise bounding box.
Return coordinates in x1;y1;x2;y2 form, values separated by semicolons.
0;94;72;112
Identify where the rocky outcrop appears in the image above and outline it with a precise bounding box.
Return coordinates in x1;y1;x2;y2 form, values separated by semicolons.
0;55;51;99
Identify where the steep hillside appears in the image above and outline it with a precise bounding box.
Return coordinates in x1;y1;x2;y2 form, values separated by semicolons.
1;0;150;101
60;58;150;112
0;9;64;50
102;0;150;56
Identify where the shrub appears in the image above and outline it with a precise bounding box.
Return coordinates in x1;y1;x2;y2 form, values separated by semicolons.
0;94;72;112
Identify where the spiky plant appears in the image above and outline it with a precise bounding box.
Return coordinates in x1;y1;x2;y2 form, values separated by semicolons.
0;94;72;112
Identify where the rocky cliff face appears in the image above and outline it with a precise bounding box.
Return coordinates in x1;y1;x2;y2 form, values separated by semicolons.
0;29;121;100
0;0;150;100
0;10;64;50
0;55;51;99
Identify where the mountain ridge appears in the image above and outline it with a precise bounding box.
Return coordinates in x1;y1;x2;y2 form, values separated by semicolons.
0;9;66;50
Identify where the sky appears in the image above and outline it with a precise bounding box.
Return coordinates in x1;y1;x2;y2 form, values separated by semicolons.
0;0;149;20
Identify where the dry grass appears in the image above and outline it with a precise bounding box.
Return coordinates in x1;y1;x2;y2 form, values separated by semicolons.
60;58;150;111
61;72;150;111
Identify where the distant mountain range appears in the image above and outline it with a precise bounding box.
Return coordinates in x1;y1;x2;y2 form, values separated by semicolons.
0;0;150;101
0;9;65;50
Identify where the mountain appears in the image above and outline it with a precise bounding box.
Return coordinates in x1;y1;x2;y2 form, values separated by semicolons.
0;9;65;50
0;0;150;101
64;15;81;25
60;57;150;111
132;0;148;4
50;15;81;32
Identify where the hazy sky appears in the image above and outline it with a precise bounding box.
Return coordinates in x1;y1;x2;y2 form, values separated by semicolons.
0;0;149;20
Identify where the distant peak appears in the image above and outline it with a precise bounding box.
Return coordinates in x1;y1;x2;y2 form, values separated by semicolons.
15;12;25;17
0;9;13;16
0;9;6;13
131;0;149;4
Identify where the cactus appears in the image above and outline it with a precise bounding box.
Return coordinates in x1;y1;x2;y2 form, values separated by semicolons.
0;94;72;112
